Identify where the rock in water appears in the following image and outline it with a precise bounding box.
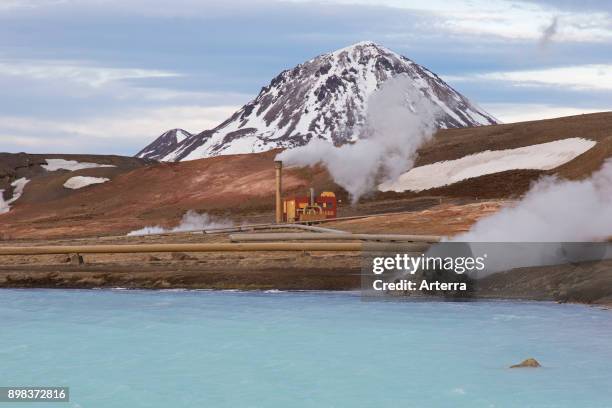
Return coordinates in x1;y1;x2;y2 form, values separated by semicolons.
510;358;541;368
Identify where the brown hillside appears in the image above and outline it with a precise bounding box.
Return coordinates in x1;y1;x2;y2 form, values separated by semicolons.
1;112;611;239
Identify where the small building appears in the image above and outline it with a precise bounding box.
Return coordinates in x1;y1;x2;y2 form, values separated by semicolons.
283;190;337;223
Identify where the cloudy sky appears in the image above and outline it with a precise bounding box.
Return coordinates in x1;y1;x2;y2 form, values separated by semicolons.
1;0;610;155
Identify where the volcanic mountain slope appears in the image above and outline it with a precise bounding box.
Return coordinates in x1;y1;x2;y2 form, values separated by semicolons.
1;112;610;240
138;41;497;162
135;129;193;161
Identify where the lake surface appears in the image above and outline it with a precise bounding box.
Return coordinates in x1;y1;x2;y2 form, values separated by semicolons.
1;289;611;407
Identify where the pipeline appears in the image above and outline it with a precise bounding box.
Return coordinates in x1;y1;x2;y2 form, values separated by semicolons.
262;224;349;234
125;207;449;237
0;242;365;256
230;232;441;243
130;221;348;237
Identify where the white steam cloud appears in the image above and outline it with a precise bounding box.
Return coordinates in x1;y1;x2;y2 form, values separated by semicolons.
442;160;612;275
0;191;9;214
454;159;612;242
127;210;233;236
276;75;440;202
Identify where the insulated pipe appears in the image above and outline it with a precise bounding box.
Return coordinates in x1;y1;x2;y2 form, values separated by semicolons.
271;224;349;234
230;232;441;243
0;242;364;256
127;208;449;237
274;160;283;224
130;222;349;237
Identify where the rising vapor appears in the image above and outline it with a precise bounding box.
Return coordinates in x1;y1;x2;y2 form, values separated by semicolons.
455;159;612;242
276;75;440;202
127;210;233;236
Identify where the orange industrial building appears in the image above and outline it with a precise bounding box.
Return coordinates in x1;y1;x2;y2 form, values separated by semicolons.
282;190;337;222
274;160;337;223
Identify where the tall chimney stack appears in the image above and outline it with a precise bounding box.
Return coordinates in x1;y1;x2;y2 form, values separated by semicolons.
274;160;283;223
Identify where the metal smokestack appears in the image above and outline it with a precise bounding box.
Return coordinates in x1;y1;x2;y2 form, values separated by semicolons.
274;160;283;223
309;187;315;206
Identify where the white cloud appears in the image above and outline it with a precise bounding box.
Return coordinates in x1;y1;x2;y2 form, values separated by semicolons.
0;105;239;154
447;64;612;91
0;59;179;88
0;0;40;11
5;0;612;43
0;58;251;105
483;65;612;91
0;134;50;148
66;105;238;140
0;0;270;17
0;57;250;155
483;103;606;123
289;0;612;42
440;10;612;43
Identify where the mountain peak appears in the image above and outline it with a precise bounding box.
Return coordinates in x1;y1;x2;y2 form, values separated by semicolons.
137;43;498;161
329;41;396;60
135;128;193;161
351;40;378;46
335;40;381;51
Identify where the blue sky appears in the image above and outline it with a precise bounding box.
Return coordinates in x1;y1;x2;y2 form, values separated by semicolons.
1;0;610;155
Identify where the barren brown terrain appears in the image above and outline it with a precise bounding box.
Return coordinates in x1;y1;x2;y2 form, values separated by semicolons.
327;200;507;235
1;112;611;240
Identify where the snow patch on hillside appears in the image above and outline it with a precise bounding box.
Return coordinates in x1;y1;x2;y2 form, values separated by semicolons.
9;177;29;202
175;129;191;142
379;138;596;192
63;176;110;189
0;177;30;214
43;159;116;171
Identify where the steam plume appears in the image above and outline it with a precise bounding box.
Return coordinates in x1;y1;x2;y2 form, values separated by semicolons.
455;159;612;242
276;75;440;202
127;210;233;236
0;192;8;214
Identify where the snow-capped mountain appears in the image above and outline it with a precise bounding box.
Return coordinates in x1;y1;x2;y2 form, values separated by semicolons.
135;129;193;161
138;41;498;162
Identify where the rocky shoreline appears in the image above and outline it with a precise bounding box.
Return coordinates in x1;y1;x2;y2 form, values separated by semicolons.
1;258;611;308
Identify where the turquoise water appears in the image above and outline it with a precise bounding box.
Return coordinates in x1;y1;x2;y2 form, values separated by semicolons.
1;290;611;408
